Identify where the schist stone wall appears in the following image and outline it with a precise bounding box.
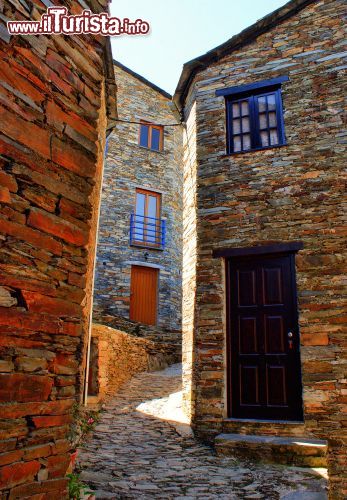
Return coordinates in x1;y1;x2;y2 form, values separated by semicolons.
94;62;183;337
89;323;178;402
178;0;346;497
0;0;116;496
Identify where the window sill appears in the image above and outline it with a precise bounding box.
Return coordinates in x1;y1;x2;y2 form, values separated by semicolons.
223;143;287;157
138;145;166;155
130;242;164;251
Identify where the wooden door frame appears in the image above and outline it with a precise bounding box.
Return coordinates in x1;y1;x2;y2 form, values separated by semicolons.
216;242;304;421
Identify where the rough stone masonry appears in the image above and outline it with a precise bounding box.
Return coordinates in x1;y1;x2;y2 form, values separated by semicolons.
175;0;347;498
0;0;116;497
93;61;183;353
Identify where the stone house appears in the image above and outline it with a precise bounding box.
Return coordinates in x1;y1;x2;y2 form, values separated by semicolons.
92;61;183;357
174;0;346;497
0;0;116;497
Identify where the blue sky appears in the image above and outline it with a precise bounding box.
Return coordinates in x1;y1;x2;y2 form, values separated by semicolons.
110;0;288;95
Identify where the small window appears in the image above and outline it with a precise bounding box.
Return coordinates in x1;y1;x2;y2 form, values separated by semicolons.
139;121;163;151
217;78;288;154
227;89;285;154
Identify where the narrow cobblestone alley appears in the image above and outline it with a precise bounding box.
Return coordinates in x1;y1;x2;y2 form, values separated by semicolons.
78;365;328;500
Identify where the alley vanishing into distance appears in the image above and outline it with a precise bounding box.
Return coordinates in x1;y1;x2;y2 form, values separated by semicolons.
78;365;327;499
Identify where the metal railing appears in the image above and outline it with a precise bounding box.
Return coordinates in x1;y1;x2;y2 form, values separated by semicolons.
130;213;166;249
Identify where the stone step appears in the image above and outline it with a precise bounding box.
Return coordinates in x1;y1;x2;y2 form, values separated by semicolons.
215;433;327;467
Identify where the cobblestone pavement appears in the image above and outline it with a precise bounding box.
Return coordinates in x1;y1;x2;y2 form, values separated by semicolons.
78;364;328;499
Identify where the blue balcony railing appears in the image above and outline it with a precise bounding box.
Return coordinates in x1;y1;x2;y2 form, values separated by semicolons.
130;213;166;249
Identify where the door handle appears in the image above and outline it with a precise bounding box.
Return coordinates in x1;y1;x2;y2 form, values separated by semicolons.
287;331;294;350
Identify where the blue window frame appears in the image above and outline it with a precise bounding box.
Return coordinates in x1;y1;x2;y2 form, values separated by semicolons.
217;77;288;154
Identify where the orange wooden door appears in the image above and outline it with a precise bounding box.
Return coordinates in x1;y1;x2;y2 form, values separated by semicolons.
130;266;158;325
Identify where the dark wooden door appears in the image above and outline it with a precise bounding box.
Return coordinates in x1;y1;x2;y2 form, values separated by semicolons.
227;253;303;421
130;265;158;326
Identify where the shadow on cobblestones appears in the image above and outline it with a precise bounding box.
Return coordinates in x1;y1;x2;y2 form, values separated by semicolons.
78;364;328;499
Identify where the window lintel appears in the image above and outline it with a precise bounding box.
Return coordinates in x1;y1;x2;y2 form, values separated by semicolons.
215;76;289;98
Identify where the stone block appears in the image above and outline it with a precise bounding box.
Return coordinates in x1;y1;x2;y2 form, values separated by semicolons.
27;208;88;247
23;444;52;460
0;400;73;419
21;291;81;317
15;357;48;373
0;359;14;372
0;450;24;467
0;374;53;402
0;171;18;193
46;454;70;479
8;478;68;499
0;105;50;158
0;218;62;256
0;287;16;308
48;354;78;376
0;187;11;204
0;461;40;490
31;415;72;429
215;433;328;467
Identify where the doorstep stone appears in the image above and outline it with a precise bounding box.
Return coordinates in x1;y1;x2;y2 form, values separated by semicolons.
215;433;327;467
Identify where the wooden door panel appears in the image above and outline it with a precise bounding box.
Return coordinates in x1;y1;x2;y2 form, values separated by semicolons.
263;266;283;305
130;266;158;326
239;317;257;353
227;253;303;421
238;269;256;306
266;364;287;406
240;365;260;406
264;315;285;353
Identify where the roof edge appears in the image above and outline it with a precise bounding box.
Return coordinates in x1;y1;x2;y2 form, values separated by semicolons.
113;59;172;100
173;0;316;110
